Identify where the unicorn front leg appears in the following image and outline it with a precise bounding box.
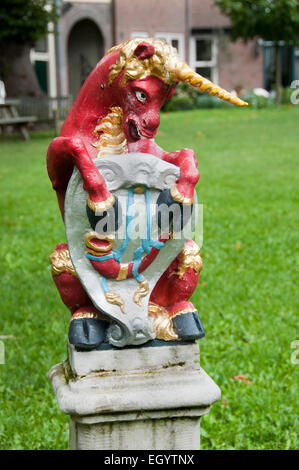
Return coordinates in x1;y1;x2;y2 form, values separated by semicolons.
47;136;115;220
162;148;200;202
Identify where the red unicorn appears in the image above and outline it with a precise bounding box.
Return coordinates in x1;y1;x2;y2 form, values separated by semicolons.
47;38;247;349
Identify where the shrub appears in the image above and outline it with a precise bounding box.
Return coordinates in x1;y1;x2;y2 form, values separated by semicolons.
163;94;195;112
163;83;294;112
163;83;238;111
241;90;275;109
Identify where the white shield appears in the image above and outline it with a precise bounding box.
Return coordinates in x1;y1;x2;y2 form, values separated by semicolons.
65;153;195;347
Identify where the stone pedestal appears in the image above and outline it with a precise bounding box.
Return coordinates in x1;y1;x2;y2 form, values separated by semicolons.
49;342;220;450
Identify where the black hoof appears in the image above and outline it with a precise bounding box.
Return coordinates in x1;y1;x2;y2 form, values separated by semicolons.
68;318;108;350
86;195;121;233
172;312;205;341
156;189;193;232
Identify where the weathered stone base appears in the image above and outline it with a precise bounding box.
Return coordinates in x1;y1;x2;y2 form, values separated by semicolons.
69;408;203;450
49;342;220;450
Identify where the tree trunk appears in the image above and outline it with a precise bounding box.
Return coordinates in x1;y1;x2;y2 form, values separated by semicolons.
0;41;43;97
275;44;282;107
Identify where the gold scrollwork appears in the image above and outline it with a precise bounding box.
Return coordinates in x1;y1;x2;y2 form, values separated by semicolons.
85;232;115;255
116;263;129;281
87;194;115;213
148;302;179;341
175;241;203;278
133;279;149;307
105;291;126;315
170;184;194;205
49;247;77;277
70;311;108;323
93;106;128;158
133;186;146;194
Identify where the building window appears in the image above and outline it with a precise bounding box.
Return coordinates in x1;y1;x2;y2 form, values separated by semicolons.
190;35;218;83
154;33;184;60
30;35;49;93
30;25;57;97
262;42;296;90
34;60;49;93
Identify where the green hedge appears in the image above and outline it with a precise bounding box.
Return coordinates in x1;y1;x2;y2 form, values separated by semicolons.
162;83;294;111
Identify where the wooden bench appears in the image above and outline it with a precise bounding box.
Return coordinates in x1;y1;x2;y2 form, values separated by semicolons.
0;101;37;141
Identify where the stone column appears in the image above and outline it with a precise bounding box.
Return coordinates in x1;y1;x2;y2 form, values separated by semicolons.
49;342;220;450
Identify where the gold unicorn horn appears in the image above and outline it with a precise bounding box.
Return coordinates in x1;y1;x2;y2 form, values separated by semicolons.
177;63;248;107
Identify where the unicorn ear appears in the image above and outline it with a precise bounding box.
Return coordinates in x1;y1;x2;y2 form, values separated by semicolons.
134;42;155;60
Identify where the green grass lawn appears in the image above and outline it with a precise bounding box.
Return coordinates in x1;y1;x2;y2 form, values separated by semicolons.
0;106;298;450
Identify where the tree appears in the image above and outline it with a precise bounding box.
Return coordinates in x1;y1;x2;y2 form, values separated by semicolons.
215;0;299;105
0;0;57;97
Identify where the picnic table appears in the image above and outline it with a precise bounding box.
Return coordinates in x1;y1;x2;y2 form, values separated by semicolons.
0;99;37;141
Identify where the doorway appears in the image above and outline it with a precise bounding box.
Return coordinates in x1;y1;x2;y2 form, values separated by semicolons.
68;19;104;100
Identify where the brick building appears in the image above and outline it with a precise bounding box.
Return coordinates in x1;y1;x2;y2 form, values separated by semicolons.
33;0;299;100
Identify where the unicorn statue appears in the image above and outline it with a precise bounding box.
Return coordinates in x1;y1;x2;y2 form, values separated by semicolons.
47;38;247;350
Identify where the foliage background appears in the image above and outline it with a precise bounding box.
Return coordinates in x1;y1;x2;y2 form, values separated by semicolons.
0;0;57;97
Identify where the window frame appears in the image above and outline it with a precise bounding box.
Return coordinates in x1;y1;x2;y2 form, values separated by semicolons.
190;34;218;83
30;22;57;97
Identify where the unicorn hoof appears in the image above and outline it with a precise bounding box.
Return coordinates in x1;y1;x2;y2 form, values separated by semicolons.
68;318;108;350
172;312;205;341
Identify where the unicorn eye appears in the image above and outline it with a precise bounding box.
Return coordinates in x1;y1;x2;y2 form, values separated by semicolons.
135;91;147;102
